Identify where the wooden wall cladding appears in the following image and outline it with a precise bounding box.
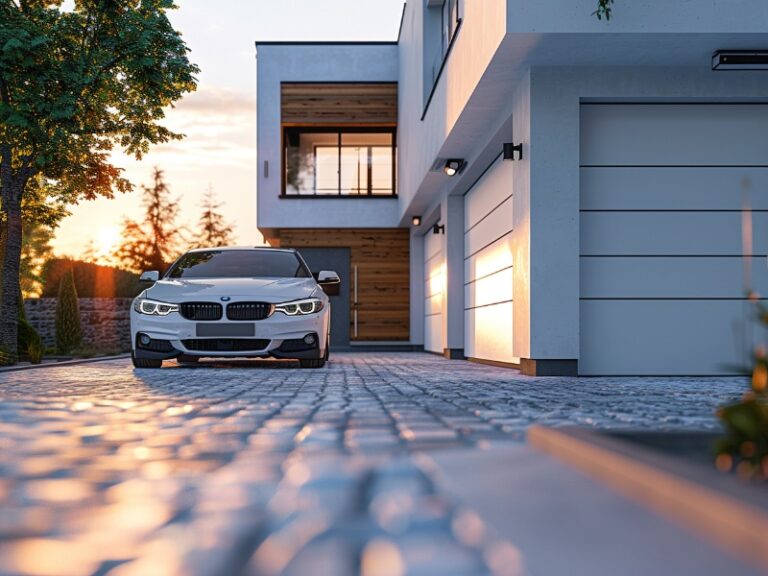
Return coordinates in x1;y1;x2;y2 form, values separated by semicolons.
273;229;410;341
281;83;398;126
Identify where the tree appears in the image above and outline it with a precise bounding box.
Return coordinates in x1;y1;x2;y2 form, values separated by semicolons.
55;268;81;354
196;185;234;248
115;167;184;272
0;1;198;358
594;0;615;20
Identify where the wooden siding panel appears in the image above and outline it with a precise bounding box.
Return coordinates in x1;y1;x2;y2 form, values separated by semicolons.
282;83;398;125
275;228;410;341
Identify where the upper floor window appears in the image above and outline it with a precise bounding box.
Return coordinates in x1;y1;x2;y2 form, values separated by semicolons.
442;0;459;56
283;128;396;196
423;0;461;113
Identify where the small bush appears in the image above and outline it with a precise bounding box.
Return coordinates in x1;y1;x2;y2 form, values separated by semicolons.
26;339;45;364
55;270;82;354
0;346;15;367
18;319;43;356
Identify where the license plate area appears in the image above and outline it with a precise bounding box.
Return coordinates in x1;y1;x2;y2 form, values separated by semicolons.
196;323;255;337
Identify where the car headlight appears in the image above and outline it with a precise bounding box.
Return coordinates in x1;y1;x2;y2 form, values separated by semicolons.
274;298;324;316
133;298;179;316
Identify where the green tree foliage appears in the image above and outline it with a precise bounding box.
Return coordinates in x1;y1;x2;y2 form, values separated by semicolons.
593;0;615;20
197;185;234;248
41;257;142;298
55;268;81;354
0;1;198;358
115;167;184;273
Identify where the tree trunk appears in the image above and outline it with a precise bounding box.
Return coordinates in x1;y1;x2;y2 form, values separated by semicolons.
0;189;22;358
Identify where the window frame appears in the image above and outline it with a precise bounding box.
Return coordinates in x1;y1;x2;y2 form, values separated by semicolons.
281;126;398;198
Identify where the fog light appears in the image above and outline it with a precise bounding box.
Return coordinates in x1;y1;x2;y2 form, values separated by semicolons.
303;334;316;345
139;334;151;346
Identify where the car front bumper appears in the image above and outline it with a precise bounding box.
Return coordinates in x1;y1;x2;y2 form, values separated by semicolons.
130;307;329;360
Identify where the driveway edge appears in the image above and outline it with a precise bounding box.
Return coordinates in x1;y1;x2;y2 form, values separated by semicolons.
0;354;131;373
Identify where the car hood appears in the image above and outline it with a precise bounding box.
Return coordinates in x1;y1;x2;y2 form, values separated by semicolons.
143;277;320;303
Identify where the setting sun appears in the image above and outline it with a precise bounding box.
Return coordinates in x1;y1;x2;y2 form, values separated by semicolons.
94;226;121;260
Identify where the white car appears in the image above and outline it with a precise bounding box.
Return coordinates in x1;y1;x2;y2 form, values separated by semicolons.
130;247;339;369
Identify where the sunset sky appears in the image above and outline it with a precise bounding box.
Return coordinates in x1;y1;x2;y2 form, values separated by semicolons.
50;0;405;262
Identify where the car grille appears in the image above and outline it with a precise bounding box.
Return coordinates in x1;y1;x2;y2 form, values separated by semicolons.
180;302;223;321
181;339;270;352
226;302;272;321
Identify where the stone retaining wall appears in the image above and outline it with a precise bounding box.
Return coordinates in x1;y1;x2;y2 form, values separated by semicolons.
24;298;133;351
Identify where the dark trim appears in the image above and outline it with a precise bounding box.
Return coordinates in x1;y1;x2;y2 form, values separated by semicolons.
520;358;578;377
397;2;407;43
443;348;465;360
421;18;463;121
467;357;521;370
255;41;398;46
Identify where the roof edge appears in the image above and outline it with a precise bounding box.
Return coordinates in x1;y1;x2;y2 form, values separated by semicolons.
254;40;398;47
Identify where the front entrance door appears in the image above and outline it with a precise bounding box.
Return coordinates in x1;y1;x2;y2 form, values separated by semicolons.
296;247;351;348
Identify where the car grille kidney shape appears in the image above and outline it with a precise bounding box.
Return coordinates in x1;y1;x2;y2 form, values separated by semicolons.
226;302;272;321
180;302;223;321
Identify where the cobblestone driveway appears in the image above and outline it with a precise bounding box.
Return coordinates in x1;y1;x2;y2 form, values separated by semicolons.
0;353;747;576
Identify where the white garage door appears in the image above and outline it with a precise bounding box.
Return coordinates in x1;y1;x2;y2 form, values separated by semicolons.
464;156;516;363
424;228;444;353
580;104;768;375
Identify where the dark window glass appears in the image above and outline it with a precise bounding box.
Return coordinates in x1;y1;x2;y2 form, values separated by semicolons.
167;250;311;279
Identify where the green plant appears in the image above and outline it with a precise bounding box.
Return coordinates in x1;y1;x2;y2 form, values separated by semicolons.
716;299;768;481
26;338;44;364
55;270;82;355
17;318;42;355
593;0;615;20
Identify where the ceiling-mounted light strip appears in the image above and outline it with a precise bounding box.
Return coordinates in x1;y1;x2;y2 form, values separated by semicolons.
712;50;768;71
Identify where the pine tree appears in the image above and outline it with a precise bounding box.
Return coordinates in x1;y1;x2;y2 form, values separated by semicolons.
115;168;184;273
197;185;235;248
55;269;82;354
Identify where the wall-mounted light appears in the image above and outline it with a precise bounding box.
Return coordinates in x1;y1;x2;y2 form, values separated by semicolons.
412;216;422;226
503;142;523;161
444;159;466;177
712;50;768;70
432;223;445;235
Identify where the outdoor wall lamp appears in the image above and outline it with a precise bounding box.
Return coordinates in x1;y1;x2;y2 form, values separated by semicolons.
503;142;523;161
412;216;422;226
443;159;466;177
432;223;445;235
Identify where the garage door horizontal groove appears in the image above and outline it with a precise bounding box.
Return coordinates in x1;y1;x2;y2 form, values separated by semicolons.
581;254;768;258
581;164;768;169
581;297;765;301
464;264;513;286
465;299;513;311
464;230;513;261
464;193;513;235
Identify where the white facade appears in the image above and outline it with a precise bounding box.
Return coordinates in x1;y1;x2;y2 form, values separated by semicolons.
257;1;768;375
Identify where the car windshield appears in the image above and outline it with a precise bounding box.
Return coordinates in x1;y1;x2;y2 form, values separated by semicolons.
166;250;311;279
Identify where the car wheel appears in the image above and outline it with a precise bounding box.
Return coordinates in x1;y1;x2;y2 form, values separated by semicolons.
132;353;162;369
176;354;200;364
299;358;326;369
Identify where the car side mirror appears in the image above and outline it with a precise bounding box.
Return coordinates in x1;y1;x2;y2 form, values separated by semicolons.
139;270;160;283
317;270;340;296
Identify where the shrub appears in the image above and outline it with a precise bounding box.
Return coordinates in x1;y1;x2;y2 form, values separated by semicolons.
55;270;82;354
18;319;43;356
26;339;45;364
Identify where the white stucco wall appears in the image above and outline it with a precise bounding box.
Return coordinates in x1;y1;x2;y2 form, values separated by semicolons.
255;43;401;232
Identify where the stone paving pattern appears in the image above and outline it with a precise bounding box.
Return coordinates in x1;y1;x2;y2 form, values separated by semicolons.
0;353;748;576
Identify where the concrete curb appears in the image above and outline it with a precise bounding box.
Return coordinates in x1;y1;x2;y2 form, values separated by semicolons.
0;354;131;373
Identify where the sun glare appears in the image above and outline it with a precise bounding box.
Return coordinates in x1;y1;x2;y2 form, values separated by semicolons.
94;226;121;260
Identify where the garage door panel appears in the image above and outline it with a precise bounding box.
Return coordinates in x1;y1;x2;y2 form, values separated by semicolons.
581;212;768;256
580;300;757;375
464;302;515;363
581;105;768;167
581;167;768;211
424;231;442;261
464;233;514;283
424;313;443;354
465;267;513;309
465;157;513;231
425;252;444;282
581;256;768;299
425;292;443;315
465;196;514;257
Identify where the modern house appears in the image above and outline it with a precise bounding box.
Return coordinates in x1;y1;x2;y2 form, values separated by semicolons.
256;0;768;376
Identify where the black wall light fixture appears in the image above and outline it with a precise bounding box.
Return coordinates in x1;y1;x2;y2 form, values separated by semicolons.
444;159;466;177
432;223;445;235
503;142;523;160
712;50;768;70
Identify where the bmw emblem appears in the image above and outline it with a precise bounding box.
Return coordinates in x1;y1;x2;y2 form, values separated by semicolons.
220;296;231;302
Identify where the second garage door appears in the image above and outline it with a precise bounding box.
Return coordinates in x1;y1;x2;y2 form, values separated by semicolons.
580;104;768;375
